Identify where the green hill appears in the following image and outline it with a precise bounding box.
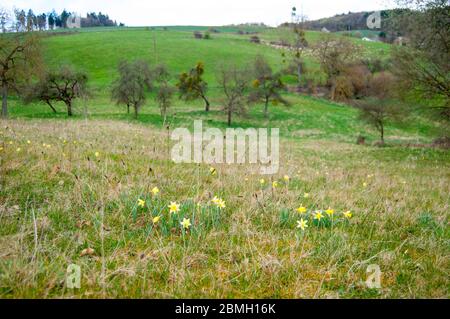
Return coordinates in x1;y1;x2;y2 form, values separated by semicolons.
8;27;436;143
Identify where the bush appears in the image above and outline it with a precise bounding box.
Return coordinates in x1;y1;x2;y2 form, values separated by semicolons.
250;36;260;44
344;64;371;98
334;76;354;101
204;32;211;40
194;31;203;39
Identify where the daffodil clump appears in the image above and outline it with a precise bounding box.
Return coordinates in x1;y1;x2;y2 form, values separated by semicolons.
281;205;354;231
132;189;227;237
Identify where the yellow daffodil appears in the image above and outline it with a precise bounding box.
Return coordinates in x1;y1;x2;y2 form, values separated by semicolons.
152;216;161;224
272;181;279;188
216;199;226;209
95;152;100;158
212;196;219;204
283;175;290;182
0;147;3;151
8;141;13;145
314;211;324;221
343;211;352;219
209;167;217;175
16;147;21;152
137;199;145;208
260;179;266;185
151;187;160;196
181;218;191;230
363;182;367;187
304;193;310;198
297;218;308;231
168;202;180;214
296;206;307;214
325;208;334;217
27;140;31;144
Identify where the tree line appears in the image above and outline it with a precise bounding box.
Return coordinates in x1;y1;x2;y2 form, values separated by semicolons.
0;8;120;33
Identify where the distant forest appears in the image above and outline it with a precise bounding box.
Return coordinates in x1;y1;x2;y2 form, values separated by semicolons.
1;8;122;32
281;9;410;33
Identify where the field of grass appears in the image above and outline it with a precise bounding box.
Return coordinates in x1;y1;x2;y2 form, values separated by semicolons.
0;26;449;298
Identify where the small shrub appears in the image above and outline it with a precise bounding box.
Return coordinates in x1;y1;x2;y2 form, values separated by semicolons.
334;76;354;101
250;36;260;44
194;31;203;39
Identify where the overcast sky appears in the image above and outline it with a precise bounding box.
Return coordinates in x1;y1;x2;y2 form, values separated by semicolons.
2;0;397;26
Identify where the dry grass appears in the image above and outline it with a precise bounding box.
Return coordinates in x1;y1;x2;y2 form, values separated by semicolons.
0;119;449;298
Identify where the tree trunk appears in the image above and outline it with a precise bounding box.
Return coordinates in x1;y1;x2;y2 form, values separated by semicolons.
1;82;8;119
264;97;269;118
202;95;210;112
134;104;138;119
127;104;130;114
330;79;336;101
297;63;302;88
380;124;385;145
66;100;73;116
46;100;57;113
227;107;232;126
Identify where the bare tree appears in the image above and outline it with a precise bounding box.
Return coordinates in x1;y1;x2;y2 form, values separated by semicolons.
390;0;450;121
0;33;42;118
0;8;10;33
356;72;404;144
284;7;309;88
250;55;288;118
218;65;249;126
111;60;152;118
25;65;88;117
153;64;175;126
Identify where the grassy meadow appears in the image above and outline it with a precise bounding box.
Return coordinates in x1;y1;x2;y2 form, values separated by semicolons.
0;27;449;298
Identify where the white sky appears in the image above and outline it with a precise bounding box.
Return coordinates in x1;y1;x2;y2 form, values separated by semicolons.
2;0;397;26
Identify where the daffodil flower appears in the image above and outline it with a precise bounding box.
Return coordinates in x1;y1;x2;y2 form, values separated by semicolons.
152;216;161;224
343;211;352;219
260;179;266;185
297;218;308;231
272;181;279;188
216;199;226;209
304;193;310;198
151;187;160;196
181;218;191;230
137;199;145;208
325;208;334;217
283;175;290;182
314;211;324;221
168;202;180;214
296;206;307;214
